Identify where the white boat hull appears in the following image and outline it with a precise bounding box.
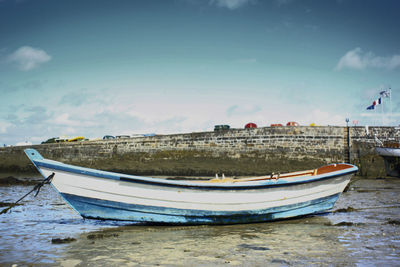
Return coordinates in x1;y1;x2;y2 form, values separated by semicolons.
25;149;357;224
375;147;400;157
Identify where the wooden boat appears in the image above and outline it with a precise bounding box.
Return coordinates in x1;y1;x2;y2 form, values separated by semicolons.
24;149;358;225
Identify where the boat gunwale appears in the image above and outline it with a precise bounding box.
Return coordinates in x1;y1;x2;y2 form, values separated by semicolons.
375;147;400;157
25;149;358;190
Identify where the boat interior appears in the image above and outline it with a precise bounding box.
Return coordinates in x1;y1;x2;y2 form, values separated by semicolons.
196;163;355;183
383;141;400;148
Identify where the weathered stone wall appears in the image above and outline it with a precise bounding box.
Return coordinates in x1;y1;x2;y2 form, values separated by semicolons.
1;126;399;177
350;126;400;177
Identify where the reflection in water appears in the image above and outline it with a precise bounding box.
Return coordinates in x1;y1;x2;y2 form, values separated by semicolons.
0;185;133;266
58;217;353;266
0;178;399;266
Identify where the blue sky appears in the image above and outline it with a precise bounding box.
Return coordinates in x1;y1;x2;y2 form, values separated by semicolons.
1;0;399;145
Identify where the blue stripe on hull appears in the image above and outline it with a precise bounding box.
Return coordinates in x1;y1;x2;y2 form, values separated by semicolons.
60;193;340;225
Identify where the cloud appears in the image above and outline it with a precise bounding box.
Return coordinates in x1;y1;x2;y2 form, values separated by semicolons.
59;90;91;107
54;113;96;127
226;104;262;117
274;0;294;6
8;46;51;71
0;120;11;134
304;109;344;126
210;0;254;10
336;47;400;70
2;81;392;145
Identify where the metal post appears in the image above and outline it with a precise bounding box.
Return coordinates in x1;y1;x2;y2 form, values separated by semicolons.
345;118;350;163
347;126;351;163
389;87;392;115
382;95;385;125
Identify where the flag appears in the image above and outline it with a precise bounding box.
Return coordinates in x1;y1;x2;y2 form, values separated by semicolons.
372;98;381;106
366;96;383;110
366;104;374;110
380;90;390;97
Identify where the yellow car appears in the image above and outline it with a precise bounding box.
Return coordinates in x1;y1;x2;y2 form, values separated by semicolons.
67;136;85;142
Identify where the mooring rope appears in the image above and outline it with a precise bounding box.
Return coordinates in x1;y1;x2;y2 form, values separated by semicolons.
0;172;55;215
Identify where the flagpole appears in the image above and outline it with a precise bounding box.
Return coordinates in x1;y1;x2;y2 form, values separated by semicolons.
382;95;384;125
389;87;392;115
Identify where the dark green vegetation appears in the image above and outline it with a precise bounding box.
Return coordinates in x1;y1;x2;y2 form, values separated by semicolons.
51;238;77;244
0;148;387;178
41;137;57;144
0;176;37;186
87;150;326;176
0;126;395;178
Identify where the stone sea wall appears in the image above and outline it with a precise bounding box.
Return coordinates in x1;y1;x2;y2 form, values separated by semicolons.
1;126;399;177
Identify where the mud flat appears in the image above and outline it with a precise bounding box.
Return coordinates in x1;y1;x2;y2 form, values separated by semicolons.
0;176;399;266
0;176;39;186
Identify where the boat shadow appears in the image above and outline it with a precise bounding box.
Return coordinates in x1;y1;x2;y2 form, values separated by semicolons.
56;214;357;266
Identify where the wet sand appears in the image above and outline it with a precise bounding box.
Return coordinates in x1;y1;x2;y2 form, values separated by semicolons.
0;177;399;266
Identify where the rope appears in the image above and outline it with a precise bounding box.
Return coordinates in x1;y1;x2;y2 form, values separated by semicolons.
0;172;55;215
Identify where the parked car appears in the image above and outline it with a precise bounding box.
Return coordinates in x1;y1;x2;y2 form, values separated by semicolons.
116;135;130;139
103;135;115;140
15;141;33;146
41;137;57;144
286;121;299;126
68;136;85;142
270;124;283;127
245;123;257;129
143;133;156;137
55;136;68;143
214;125;230;131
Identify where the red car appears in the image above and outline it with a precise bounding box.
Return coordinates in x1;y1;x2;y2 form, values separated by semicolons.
245;123;257;129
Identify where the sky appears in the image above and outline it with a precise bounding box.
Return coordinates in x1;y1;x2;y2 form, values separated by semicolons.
1;0;400;145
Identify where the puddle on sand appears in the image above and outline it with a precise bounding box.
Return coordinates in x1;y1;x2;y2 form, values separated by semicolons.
0;177;399;266
0;185;133;266
57;217;353;267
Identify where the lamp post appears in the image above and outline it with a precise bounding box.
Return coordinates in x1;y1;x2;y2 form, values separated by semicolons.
345;118;350;163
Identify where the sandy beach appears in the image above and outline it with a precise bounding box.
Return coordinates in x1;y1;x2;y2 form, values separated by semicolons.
0;175;399;266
